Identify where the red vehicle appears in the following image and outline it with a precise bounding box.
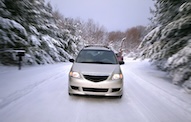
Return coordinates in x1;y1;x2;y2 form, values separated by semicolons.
116;51;124;64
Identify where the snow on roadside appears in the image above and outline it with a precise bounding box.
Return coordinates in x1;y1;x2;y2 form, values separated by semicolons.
123;58;191;113
0;62;72;109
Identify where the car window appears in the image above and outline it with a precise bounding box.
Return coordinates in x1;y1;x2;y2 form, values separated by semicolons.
76;50;118;64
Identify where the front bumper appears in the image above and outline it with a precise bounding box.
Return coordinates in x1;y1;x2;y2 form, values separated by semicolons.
68;77;123;97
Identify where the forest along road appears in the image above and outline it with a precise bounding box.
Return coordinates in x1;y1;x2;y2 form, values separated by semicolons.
0;59;191;122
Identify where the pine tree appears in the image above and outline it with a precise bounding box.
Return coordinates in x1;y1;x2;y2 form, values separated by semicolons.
0;0;81;65
139;0;191;88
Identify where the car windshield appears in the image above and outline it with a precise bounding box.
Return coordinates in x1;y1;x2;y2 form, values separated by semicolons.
76;49;118;64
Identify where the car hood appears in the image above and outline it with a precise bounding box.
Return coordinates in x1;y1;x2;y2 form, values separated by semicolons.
71;63;121;76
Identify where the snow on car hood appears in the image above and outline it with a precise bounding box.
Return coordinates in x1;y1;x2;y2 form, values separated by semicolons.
71;63;121;76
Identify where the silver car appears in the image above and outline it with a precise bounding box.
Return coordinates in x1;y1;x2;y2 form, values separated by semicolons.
68;45;123;98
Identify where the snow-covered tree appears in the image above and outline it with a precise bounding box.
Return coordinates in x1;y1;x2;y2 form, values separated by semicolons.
0;0;81;65
0;0;29;64
139;0;191;89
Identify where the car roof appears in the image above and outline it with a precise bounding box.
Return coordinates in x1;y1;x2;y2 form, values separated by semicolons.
83;45;111;51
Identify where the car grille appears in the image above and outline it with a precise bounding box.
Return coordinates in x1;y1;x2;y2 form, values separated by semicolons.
83;87;108;92
83;75;108;82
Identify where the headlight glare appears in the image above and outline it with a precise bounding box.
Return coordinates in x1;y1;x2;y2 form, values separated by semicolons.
112;74;123;80
70;71;80;78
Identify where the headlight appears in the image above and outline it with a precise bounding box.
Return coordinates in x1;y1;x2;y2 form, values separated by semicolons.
112;74;123;80
69;71;80;78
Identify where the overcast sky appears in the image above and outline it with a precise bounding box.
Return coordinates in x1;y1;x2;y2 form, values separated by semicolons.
45;0;154;32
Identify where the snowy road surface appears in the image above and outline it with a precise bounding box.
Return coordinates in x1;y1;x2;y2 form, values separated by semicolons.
0;59;191;122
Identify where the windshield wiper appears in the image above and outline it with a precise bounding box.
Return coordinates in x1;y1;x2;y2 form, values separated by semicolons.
78;61;114;64
96;61;114;64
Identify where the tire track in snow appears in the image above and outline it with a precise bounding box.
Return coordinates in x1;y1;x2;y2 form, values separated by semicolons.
128;71;191;121
0;71;65;109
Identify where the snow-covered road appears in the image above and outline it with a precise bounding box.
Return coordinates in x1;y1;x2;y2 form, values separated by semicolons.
0;59;191;122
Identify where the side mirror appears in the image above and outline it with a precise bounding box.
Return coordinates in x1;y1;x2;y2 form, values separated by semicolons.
69;59;74;63
119;61;125;65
